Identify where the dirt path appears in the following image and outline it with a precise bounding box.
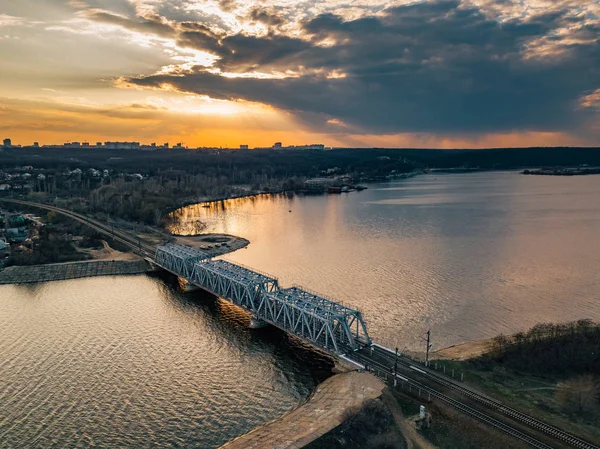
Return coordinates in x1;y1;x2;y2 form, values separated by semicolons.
381;389;438;449
79;240;141;262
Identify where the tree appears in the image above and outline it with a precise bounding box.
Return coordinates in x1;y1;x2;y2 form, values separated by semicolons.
556;374;600;413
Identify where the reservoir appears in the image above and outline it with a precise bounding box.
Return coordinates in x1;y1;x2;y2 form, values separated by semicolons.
2;171;600;447
169;171;600;350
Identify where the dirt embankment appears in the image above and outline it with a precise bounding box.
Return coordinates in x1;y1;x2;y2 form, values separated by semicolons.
220;371;385;449
175;234;249;257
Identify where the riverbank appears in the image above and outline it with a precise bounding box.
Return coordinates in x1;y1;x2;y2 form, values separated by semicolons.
219;371;385;449
431;339;493;360
175;233;250;256
0;259;152;284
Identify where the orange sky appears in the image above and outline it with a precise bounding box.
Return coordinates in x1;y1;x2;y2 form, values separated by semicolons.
1;0;598;148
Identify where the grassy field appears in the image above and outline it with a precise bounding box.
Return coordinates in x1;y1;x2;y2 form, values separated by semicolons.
428;356;600;444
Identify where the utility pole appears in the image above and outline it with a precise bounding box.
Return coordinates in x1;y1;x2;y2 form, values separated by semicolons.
426;329;432;366
394;347;398;374
422;325;433;367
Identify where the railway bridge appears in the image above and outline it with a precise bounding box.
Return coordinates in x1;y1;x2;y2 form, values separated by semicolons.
154;243;372;355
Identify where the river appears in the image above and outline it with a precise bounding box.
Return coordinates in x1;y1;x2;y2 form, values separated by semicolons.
169;171;600;350
0;277;332;448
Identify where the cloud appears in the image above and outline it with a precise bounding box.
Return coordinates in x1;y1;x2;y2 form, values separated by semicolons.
121;0;599;137
248;7;285;27
2;0;599;145
77;8;175;38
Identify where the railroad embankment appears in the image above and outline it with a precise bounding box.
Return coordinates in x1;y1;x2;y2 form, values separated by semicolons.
219;371;385;449
0;259;152;284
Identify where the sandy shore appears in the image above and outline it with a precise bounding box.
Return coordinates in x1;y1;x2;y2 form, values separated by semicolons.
80;240;142;262
430;339;493;361
175;233;250;257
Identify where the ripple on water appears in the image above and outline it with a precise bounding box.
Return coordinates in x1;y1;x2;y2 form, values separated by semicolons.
0;276;332;448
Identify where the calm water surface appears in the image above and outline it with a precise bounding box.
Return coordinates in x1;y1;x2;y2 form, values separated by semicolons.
170;172;600;350
0;277;331;448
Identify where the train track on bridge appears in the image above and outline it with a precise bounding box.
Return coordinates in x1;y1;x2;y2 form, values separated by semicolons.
0;199;158;259
347;345;598;449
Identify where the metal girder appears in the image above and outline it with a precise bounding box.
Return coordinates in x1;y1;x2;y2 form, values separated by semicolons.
155;244;209;278
190;259;279;311
155;245;372;356
260;287;372;353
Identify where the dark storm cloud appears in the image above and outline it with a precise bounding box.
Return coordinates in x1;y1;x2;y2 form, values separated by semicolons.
126;1;600;135
248;7;285;27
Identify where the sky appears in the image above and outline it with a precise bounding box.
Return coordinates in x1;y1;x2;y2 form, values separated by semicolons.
0;0;599;148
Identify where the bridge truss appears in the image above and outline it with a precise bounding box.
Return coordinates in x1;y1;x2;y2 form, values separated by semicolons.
155;244;209;278
190;259;279;309
155;244;372;354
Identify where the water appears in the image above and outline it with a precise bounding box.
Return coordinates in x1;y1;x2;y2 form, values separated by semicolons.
3;171;600;448
0;277;332;448
169;171;600;350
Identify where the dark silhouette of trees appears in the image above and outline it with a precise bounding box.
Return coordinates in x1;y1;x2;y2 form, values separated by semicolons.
478;320;600;378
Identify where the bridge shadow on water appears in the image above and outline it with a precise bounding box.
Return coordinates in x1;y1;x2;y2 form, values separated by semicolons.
149;270;335;390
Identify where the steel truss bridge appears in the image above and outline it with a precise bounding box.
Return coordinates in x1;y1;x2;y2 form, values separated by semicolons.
155;243;372;355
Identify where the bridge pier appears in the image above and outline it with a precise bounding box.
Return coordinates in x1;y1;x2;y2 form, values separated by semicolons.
249;316;269;329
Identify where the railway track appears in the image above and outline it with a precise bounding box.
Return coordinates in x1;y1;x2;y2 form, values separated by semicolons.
366;345;599;449
348;349;556;449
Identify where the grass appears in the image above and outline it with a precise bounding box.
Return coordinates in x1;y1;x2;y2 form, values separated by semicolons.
389;385;531;449
429;358;600;445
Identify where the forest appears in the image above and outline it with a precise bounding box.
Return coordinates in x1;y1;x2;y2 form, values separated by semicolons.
477;320;600;378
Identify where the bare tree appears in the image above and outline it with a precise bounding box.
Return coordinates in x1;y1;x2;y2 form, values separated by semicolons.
556;374;600;413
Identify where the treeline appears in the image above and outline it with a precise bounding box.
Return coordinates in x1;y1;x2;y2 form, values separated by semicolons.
477;320;600;378
0;147;420;178
2;147;600;176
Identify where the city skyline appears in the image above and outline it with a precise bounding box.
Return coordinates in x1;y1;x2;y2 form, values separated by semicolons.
1;137;327;150
1;0;599;148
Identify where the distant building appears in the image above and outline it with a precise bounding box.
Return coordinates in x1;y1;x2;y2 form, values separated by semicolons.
3;138;11;148
96;142;103;147
305;177;339;190
240;144;249;150
0;239;9;260
33;142;39;148
273;142;282;149
104;141;140;150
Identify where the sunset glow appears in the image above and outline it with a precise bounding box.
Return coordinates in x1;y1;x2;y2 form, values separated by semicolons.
1;0;599;148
